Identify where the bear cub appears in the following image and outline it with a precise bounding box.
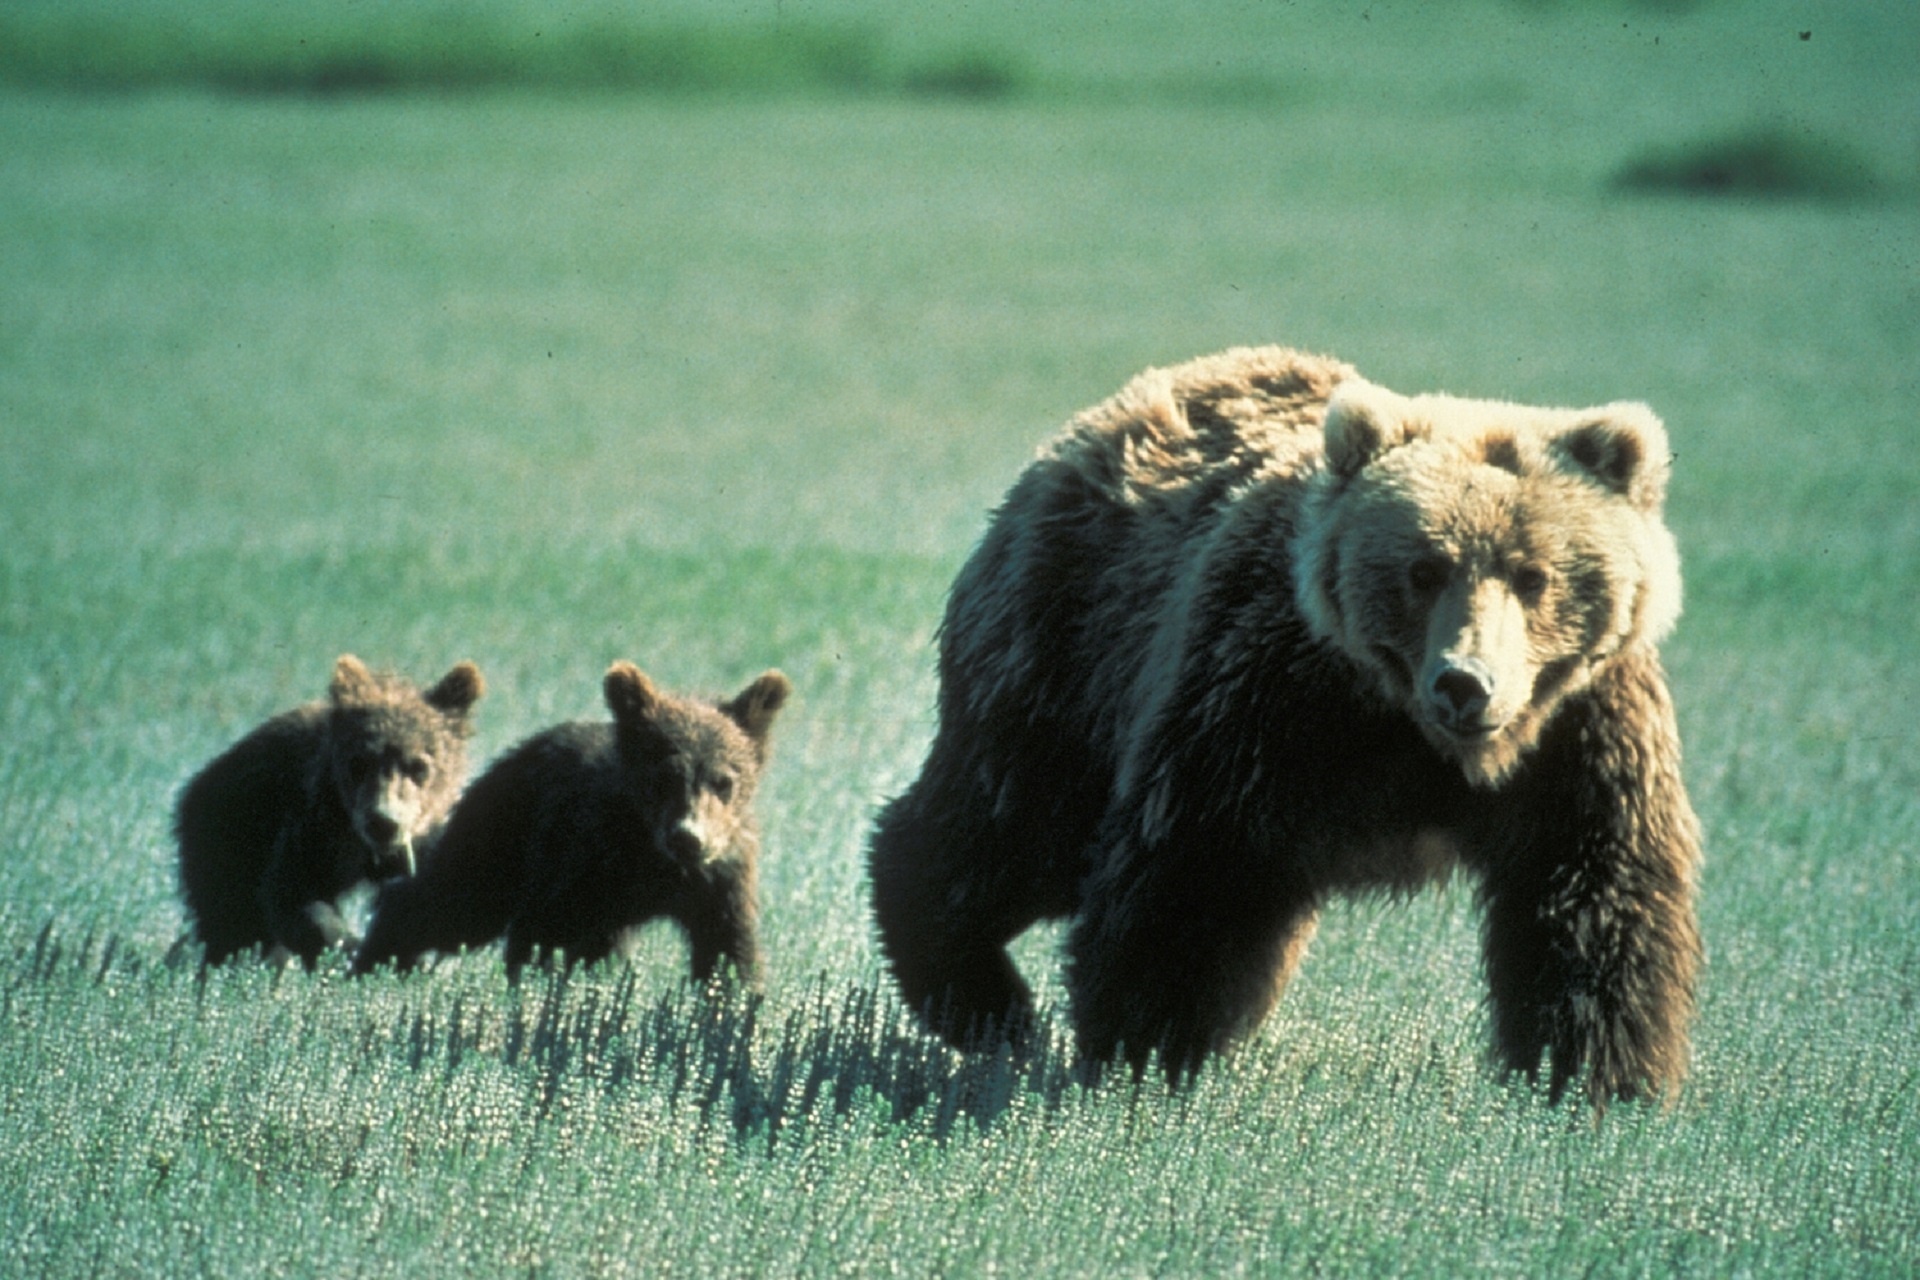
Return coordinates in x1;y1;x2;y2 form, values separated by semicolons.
175;654;485;965
353;662;791;983
869;345;1703;1110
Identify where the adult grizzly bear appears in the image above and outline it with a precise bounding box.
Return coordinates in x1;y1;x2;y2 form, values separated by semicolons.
868;345;1701;1109
353;662;790;983
176;655;485;966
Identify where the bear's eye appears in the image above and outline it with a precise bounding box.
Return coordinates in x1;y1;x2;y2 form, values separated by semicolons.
1510;565;1550;600
402;756;431;784
1407;556;1451;594
710;773;735;804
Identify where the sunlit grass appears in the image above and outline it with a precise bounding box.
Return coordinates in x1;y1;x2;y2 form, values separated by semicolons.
2;0;1917;1273
7;907;1916;1274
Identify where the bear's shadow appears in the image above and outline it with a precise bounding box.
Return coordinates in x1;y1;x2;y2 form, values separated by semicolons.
47;922;1082;1144
488;967;1082;1144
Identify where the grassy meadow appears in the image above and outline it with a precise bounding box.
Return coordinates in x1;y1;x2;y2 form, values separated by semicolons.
2;0;1917;1273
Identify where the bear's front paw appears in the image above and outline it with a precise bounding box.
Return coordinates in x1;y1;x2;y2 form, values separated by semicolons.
1537;996;1682;1113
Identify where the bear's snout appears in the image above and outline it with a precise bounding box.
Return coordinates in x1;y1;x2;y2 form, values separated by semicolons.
664;817;706;863
1429;657;1495;732
356;791;423;878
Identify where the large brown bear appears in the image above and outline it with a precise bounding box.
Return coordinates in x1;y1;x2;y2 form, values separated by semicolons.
868;345;1702;1109
353;662;790;983
175;654;485;966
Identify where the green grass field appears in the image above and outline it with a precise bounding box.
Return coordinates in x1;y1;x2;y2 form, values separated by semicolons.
3;0;1917;1273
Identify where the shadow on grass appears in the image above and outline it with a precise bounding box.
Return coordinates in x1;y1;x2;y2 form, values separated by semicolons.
0;12;1027;101
1613;126;1885;201
0;9;1354;106
23;921;1086;1146
483;970;1084;1145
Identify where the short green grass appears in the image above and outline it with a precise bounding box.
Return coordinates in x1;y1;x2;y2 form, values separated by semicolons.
2;0;1918;1274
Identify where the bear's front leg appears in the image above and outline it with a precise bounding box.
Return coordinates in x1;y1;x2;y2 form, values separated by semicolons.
260;826;356;966
1067;819;1320;1084
262;894;355;967
681;871;762;987
353;876;458;975
1478;652;1702;1110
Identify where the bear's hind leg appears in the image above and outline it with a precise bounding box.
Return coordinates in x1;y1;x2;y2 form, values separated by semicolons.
1068;835;1321;1085
868;763;1076;1050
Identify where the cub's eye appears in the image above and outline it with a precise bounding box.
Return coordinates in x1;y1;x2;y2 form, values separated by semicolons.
1511;565;1550;600
1407;556;1451;593
402;756;431;784
710;773;735;804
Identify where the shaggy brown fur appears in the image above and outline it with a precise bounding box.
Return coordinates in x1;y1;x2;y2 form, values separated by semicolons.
353;663;790;983
175;655;485;966
868;345;1702;1110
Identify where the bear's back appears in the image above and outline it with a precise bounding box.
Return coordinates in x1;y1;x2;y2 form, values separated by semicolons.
440;721;624;860
1044;345;1352;517
176;704;328;878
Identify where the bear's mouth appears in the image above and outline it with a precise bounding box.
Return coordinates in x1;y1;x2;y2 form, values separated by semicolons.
1429;702;1506;740
364;832;418;880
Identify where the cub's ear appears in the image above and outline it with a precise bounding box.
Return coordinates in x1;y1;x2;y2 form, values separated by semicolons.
603;661;662;726
330;654;377;704
425;661;485;717
1322;379;1423;478
1551;403;1670;512
722;670;792;744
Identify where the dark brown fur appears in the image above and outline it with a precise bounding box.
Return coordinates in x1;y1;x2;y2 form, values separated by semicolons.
175;655;484;966
868;345;1701;1109
353;663;790;983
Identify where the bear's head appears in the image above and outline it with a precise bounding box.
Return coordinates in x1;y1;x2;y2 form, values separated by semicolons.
324;655;485;878
1293;379;1682;788
603;661;792;873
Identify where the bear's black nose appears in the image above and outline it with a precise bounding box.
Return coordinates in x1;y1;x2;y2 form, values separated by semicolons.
363;813;399;843
1432;660;1493;723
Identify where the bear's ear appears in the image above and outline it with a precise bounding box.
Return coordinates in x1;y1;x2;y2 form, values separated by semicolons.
1550;403;1670;512
603;661;662;726
425;661;485;717
1322;379;1422;478
330;654;377;704
722;670;792;744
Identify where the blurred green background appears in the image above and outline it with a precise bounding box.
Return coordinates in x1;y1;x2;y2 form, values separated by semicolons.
1;1;1916;1274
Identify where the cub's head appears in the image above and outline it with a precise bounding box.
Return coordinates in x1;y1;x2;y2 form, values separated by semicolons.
602;661;792;873
1294;378;1682;787
324;655;485;878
